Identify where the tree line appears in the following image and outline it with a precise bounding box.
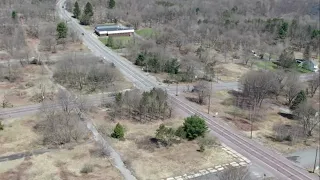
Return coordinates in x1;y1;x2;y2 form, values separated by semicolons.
110;88;172;122
53;54;118;93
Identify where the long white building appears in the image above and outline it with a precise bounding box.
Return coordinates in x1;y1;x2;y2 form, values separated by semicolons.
94;25;134;36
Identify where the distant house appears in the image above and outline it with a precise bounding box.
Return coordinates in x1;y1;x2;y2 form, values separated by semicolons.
94;25;134;36
296;59;319;72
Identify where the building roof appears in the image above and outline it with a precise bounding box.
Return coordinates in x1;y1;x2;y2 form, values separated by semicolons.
95;25;133;32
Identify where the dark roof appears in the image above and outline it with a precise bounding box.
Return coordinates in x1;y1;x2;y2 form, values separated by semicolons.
95;25;133;32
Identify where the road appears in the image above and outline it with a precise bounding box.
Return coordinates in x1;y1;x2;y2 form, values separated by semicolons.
1;1;318;180
55;1;318;179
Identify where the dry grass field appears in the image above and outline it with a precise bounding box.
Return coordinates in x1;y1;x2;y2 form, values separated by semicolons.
0;116;123;180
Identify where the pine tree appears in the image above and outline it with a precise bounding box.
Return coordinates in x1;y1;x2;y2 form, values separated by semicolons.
290;90;307;110
84;2;93;17
278;22;288;39
183;115;208;140
12;11;16;19
73;1;81;19
80;14;91;25
56;22;68;39
135;53;145;66
106;37;114;48
109;0;115;9
111;123;125;139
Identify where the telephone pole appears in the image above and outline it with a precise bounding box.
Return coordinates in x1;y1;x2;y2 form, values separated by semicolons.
176;81;178;96
313;146;319;173
208;78;213;114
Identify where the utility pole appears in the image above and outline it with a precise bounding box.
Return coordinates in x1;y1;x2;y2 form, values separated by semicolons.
176;81;178;96
313;146;319;173
250;101;257;139
208;78;213;114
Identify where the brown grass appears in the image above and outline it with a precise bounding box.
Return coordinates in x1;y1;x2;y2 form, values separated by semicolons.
0;142;123;180
89;108;236;180
0;64;58;107
0;116;41;156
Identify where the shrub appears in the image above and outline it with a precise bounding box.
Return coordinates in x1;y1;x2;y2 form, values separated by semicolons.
183;115;208;140
80;163;93;174
135;53;145;66
175;126;186;139
290;90;307;110
111;123;125;139
197;136;220;152
155;124;176;146
0;121;4;130
199;144;205;152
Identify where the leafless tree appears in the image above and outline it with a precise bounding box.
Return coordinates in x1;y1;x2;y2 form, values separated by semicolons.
293;101;319;136
111;88;171;122
36;91;89;145
53;54;118;92
193;80;210;105
307;74;320;97
240;70;277;107
283;73;304;105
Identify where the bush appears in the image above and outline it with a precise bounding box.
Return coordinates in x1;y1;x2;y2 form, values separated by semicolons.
111;123;125;139
0;121;4;130
183;115;208;140
197;136;220;152
290;90;307;110
199;144;205;152
80;163;93;174
155;124;176;146
175;126;186;139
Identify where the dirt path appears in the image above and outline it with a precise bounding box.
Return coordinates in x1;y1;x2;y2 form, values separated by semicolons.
0;149;53;162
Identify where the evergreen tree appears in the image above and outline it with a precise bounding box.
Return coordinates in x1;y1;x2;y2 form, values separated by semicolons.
290;90;307;110
12;11;16;19
56;22;68;39
109;0;115;9
84;2;93;17
311;30;320;39
183;115;208;140
164;58;180;74
106;37;114;48
278;21;288;39
135;53;145;66
80;14;91;25
111;123;125;139
73;1;81;19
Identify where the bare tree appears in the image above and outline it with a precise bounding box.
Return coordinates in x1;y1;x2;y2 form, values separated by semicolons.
293;101;319;136
36;90;89;145
283;73;304;105
307;74;320;97
54;54;117;92
240;70;276;107
193;80;210;105
278;48;296;69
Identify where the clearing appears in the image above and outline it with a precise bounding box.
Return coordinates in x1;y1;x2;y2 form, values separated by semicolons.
0;116;123;180
89;107;237;180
